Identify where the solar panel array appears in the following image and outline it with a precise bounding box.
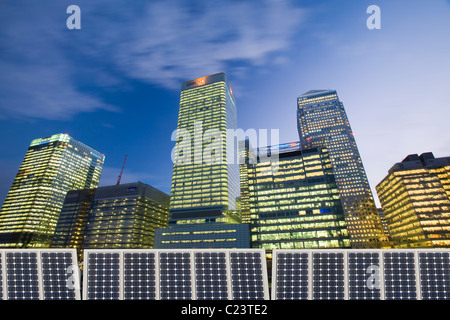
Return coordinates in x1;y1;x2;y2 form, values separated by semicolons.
0;249;80;300
83;249;269;300
0;248;449;300
272;249;450;300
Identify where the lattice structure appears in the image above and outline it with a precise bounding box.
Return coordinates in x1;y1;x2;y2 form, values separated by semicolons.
83;249;269;300
272;249;450;300
0;249;80;300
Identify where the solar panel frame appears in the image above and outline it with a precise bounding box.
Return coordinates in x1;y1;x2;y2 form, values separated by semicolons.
83;250;122;300
418;251;450;300
347;250;382;300
0;249;80;300
83;249;269;300
40;250;80;300
311;251;347;300
383;251;418;300
229;250;268;300
271;250;310;300
272;249;450;301
123;251;157;300
194;251;229;300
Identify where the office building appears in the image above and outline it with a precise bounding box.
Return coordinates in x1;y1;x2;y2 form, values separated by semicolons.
170;72;239;218
155;73;249;249
0;133;104;248
297;90;388;248
79;182;170;250
51;188;96;260
243;142;351;254
376;153;450;248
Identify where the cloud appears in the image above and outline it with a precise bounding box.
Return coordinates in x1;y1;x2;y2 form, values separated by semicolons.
0;1;117;121
0;1;304;120
84;0;305;89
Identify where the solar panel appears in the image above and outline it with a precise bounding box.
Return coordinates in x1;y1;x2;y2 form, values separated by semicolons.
383;252;417;300
85;252;120;300
123;252;157;300
5;251;40;300
347;252;381;300
230;251;266;300
274;252;309;300
312;252;345;300
194;251;228;300
159;252;192;300
419;251;450;300
41;251;78;300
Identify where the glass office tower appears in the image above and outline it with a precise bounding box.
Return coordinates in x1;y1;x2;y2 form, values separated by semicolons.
154;73;249;249
244;142;351;254
170;72;239;222
297;90;388;248
0;133;104;248
376;153;450;248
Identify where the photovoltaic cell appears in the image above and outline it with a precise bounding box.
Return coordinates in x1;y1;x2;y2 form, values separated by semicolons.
6;252;40;300
86;252;120;300
275;252;309;300
41;252;77;300
312;252;345;300
348;252;381;300
159;252;192;300
123;252;156;300
383;252;417;300
419;252;450;300
230;252;265;300
194;252;228;300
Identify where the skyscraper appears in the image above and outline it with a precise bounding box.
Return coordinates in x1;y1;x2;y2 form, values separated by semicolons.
297;90;388;248
154;73;249;249
170;72;239;222
0;133;104;248
244;142;351;253
376;153;450;248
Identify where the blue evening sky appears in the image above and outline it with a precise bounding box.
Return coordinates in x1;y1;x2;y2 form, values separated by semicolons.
1;0;449;206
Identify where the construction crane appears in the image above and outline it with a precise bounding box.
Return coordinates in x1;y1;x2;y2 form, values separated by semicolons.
116;154;127;185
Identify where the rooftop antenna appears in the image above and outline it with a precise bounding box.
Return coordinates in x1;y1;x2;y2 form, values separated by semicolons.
116;154;127;185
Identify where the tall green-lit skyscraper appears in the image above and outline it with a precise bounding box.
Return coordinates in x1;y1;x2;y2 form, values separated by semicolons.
170;72;239;221
154;73;249;249
297;90;389;248
0;133;104;248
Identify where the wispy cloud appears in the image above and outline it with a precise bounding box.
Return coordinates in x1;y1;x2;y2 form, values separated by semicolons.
107;0;305;88
0;1;305;121
0;1;118;120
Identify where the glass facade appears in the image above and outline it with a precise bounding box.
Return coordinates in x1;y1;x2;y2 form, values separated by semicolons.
51;188;97;261
297;90;388;248
243;143;351;255
81;182;170;250
170;73;239;218
376;153;450;248
0;133;104;248
154;73;248;249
